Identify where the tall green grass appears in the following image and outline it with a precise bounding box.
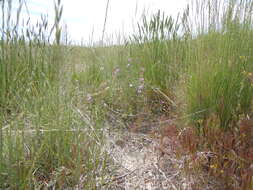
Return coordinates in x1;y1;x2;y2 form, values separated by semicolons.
72;0;253;188
1;0;252;188
130;10;182;91
0;1;108;189
75;1;252;124
177;1;253;188
184;0;253;129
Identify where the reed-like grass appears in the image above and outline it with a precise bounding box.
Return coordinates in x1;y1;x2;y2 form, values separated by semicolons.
1;0;252;188
184;0;253;130
130;10;183;91
0;1;108;189
74;0;253;188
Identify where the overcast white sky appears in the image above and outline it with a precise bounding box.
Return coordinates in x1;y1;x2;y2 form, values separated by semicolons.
11;0;189;44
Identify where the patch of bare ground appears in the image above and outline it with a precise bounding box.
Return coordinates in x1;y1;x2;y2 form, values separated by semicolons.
100;123;222;190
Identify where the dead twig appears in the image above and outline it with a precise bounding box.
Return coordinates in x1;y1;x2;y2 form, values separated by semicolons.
154;162;178;190
102;168;139;186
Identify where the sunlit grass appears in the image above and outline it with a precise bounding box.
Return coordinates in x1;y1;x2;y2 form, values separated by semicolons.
74;0;253;189
0;0;108;189
0;0;253;189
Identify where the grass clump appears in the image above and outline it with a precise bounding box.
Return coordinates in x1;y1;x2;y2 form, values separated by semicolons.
185;0;253;129
1;0;253;189
66;0;253;188
130;10;183;91
177;0;253;189
0;1;108;189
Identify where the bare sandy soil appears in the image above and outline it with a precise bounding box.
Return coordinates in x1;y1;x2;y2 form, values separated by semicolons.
102;128;220;190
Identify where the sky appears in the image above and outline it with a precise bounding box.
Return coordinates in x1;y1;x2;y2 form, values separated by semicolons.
11;0;189;44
